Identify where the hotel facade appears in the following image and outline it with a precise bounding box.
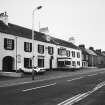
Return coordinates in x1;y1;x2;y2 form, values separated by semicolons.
0;13;82;72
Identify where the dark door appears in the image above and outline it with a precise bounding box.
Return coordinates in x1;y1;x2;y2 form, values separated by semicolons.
3;56;14;72
50;56;53;70
50;59;52;70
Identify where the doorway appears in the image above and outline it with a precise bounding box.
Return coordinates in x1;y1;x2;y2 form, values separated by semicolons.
50;56;53;70
2;56;14;72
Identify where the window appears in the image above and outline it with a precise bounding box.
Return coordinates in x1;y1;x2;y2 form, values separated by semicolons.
24;58;32;68
58;48;62;55
72;61;76;66
38;44;44;54
48;46;54;55
24;42;32;52
58;48;66;56
65;61;71;65
72;51;75;57
38;57;44;67
77;61;80;66
58;61;65;67
77;52;80;58
4;38;14;50
66;50;70;57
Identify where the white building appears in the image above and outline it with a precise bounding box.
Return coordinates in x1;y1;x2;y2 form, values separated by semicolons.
0;13;82;72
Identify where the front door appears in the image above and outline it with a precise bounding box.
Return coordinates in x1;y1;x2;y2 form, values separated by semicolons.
50;56;53;70
3;56;14;72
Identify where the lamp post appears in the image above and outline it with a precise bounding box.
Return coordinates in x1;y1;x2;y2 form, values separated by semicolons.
32;6;42;80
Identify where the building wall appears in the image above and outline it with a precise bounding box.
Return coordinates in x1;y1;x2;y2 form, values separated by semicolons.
0;32;82;72
16;37;57;72
56;45;82;69
88;55;97;67
81;52;88;68
0;32;16;71
96;55;105;68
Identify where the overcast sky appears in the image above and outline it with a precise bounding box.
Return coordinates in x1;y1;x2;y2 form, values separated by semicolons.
0;0;105;50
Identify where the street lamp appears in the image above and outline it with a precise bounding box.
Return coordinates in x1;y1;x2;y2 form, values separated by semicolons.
32;6;42;76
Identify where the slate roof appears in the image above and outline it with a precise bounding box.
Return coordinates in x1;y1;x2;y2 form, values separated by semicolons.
86;49;97;56
0;21;79;50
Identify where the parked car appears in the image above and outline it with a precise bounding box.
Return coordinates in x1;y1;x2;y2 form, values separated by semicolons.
33;66;46;74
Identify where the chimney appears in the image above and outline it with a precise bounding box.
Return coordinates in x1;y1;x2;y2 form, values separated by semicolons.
79;44;85;49
68;37;75;44
0;11;8;25
96;49;101;54
89;47;94;51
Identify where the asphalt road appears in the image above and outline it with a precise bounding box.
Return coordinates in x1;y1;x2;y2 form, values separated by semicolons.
0;69;105;105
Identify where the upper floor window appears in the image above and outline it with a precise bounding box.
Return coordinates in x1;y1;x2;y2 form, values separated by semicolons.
38;44;44;54
77;52;80;58
48;46;54;55
66;50;70;57
24;42;32;52
58;48;61;55
4;38;14;50
72;51;75;57
58;48;66;56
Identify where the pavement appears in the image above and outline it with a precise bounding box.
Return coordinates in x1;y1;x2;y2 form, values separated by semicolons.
0;68;105;88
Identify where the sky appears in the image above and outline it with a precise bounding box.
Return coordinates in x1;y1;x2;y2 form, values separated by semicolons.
0;0;105;50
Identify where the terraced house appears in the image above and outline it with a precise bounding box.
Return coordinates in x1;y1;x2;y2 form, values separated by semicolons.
0;12;82;72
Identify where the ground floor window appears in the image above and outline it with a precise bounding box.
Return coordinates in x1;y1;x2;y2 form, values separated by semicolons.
72;61;76;66
24;58;32;68
38;56;44;67
65;61;71;65
77;61;80;66
58;61;65;67
82;61;88;67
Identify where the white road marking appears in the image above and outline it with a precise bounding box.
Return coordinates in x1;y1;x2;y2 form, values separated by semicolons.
57;94;82;105
22;83;56;92
67;77;84;82
58;92;90;105
93;81;105;91
58;81;105;105
87;73;98;77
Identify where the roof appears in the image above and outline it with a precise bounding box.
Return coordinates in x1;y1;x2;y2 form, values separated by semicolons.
79;47;89;55
0;20;79;50
52;37;80;50
86;49;97;56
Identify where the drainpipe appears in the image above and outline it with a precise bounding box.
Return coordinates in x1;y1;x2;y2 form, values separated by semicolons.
16;36;17;72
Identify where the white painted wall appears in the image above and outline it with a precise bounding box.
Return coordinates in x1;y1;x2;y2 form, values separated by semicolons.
0;32;16;71
0;32;82;72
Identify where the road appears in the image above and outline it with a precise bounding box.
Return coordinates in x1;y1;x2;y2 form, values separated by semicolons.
0;69;105;105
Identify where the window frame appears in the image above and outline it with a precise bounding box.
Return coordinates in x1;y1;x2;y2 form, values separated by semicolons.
24;42;32;52
38;56;44;67
38;44;44;54
72;51;75;57
77;52;80;58
4;38;14;50
24;58;32;69
48;46;54;55
66;50;70;57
